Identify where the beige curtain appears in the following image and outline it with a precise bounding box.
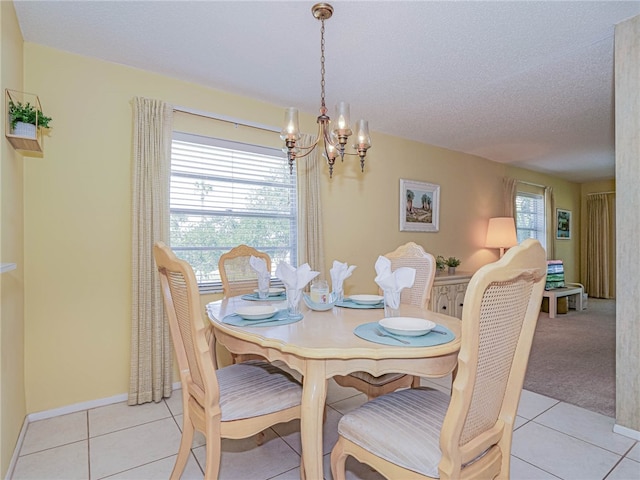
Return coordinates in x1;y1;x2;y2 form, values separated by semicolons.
129;97;174;405
296;133;325;276
545;186;555;260
503;177;517;217
586;193;615;298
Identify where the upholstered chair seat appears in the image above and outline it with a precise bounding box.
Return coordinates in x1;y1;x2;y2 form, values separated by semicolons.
337;387;449;477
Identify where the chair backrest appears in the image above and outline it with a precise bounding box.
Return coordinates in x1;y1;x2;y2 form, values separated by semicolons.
384;242;437;307
439;239;546;478
218;245;272;297
154;241;217;407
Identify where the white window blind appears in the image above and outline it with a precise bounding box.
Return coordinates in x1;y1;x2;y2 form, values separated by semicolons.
515;192;546;250
170;132;298;292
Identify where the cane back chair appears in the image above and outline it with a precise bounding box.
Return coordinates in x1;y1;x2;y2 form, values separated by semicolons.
218;244;271;297
334;242;437;399
154;242;302;479
330;239;546;480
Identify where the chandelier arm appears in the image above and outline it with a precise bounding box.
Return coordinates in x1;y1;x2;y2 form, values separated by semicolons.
322;124;337;148
296;123;323;152
294;140;321;153
290;147;317;160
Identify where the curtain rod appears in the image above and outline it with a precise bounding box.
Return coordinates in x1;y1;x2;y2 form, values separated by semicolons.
517;180;546;188
587;191;615;195
173;105;280;134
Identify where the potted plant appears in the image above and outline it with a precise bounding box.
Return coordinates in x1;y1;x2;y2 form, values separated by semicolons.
8;100;52;138
445;256;461;274
436;255;446;272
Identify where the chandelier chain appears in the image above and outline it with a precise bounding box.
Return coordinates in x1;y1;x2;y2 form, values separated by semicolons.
320;19;326;110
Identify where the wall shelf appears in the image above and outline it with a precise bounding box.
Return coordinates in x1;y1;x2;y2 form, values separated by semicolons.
5;89;45;153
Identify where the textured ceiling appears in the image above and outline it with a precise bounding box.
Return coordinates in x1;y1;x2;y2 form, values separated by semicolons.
12;1;640;182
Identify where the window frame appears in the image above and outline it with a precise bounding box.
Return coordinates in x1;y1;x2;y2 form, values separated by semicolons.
515;191;547;251
169;131;298;293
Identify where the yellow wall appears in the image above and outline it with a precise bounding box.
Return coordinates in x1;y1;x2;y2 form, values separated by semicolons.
0;2;27;476
19;43;582;417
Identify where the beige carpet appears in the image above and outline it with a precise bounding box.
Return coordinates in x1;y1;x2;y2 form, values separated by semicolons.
524;298;615;417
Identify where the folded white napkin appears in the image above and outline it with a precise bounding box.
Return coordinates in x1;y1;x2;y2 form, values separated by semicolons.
275;262;320;291
374;256;416;309
249;256;270;292
330;260;357;298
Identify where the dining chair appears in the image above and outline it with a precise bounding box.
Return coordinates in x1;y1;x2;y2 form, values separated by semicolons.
333;242;437;399
153;242;302;479
218;244;272;297
218;244;273;365
330;239;547;480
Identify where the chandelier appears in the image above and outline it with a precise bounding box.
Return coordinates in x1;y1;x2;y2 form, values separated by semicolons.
280;3;372;178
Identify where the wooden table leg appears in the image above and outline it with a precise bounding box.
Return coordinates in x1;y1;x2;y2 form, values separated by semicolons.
299;360;327;480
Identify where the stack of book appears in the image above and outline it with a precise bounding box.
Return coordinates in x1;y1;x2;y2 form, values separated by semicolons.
545;260;565;290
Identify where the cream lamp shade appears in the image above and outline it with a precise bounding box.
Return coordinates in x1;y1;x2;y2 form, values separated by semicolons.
486;217;518;257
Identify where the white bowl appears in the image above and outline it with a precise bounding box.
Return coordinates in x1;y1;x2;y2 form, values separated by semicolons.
235;305;278;320
378;317;436;337
349;294;384;305
253;287;285;297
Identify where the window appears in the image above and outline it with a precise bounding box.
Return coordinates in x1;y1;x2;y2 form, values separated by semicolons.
170;132;298;292
515;192;546;250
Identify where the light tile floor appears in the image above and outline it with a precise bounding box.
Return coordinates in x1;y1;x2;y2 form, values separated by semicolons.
10;376;640;480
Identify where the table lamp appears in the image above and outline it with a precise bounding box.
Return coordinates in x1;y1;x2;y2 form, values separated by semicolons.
485;217;518;257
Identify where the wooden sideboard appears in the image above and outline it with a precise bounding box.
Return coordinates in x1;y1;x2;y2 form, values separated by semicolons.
428;271;474;319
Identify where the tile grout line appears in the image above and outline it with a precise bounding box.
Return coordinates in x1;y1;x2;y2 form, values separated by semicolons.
530;418;634;457
509;454;564;480
88;415;174;440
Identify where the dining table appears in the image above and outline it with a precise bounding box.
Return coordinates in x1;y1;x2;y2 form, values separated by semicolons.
206;293;462;480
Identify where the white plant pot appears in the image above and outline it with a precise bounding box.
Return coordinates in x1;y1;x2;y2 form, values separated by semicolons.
12;121;37;139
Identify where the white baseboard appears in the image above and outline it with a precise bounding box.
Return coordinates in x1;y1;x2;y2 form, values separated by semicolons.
27;392;130;422
614;423;640;441
27;382;182;422
6;382;182;480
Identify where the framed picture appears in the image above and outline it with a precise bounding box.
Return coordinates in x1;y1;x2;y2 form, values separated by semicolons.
400;179;440;232
556;209;571;239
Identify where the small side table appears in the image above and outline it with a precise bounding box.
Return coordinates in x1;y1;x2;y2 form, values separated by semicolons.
542;286;584;318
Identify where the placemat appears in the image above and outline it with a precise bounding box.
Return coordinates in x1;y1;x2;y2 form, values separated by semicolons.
336;298;384;309
240;293;287;301
222;309;302;327
354;322;455;347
